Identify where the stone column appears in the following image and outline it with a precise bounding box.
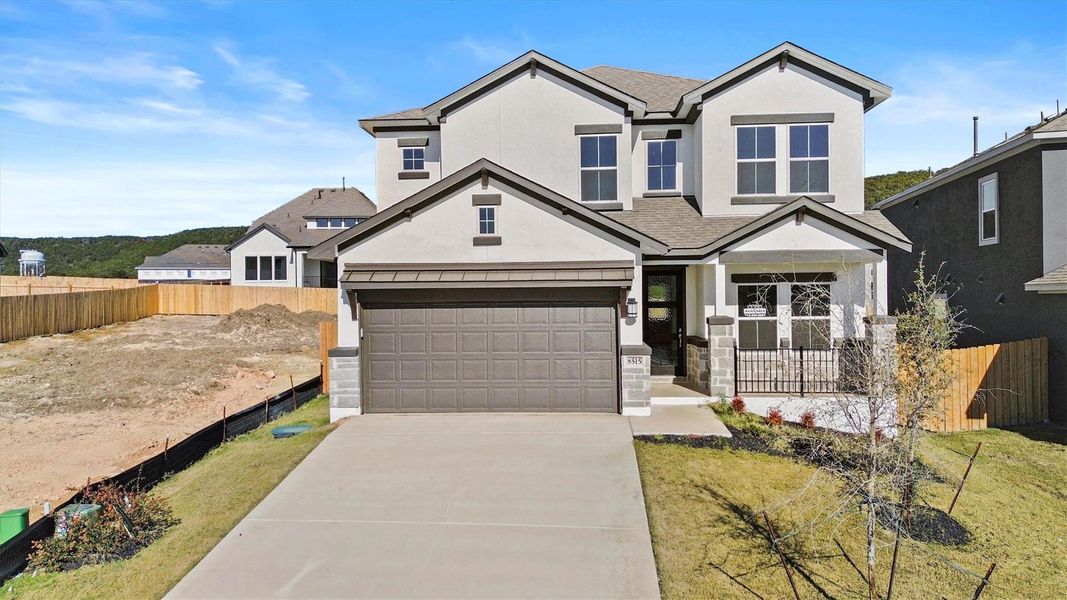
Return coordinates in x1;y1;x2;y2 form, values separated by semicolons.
706;316;736;399
327;347;361;422
621;344;652;416
685;336;710;392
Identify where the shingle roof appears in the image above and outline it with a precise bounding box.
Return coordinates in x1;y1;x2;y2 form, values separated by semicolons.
137;244;229;270
248;187;377;248
1035;111;1067;132
364;107;427;121
1025;263;1067;293
581;66;705;113
605;197;908;251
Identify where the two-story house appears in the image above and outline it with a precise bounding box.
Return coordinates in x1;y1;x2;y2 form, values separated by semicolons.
310;42;911;422
228;186;376;288
876;111;1067;422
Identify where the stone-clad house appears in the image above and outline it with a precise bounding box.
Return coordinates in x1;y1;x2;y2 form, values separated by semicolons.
309;42;910;422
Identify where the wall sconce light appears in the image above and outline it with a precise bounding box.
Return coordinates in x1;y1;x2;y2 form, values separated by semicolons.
626;298;638;319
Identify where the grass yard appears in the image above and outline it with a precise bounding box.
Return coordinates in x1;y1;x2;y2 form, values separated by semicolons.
636;423;1067;599
4;396;336;600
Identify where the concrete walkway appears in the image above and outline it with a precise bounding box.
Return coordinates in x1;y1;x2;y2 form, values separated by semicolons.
629;405;732;437
167;413;660;599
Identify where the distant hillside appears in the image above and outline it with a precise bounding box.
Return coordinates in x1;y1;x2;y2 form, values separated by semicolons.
1;227;246;278
864;169;936;208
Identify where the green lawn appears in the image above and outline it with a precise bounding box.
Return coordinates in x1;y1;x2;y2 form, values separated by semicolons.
636;424;1067;599
4;396;336;600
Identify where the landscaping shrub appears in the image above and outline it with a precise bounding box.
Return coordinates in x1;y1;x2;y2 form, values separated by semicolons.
800;410;816;429
766;408;784;427
27;484;178;573
730;395;746;414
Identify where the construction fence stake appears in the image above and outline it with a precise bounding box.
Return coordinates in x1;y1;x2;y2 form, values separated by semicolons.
764;511;802;600
972;562;996;599
222;407;227;441
948;442;982;515
290;374;297;410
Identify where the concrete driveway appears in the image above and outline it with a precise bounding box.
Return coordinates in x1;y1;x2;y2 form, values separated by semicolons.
166;413;660;599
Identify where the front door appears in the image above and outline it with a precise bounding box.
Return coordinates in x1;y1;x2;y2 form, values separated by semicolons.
643;267;686;377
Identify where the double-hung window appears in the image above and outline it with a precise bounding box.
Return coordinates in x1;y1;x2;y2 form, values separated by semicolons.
978;173;998;245
478;206;496;235
245;255;287;281
790;283;831;349
737;126;776;195
402;147;424;171
789;124;829;193
737;284;778;350
244;257;258;281
647;140;677;191
579;135;617;202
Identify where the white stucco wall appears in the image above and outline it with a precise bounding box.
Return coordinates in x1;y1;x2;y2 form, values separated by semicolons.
228;228;296;287
723;217;881;253
699;63;867;216
440;70;633;208
375;130;443;210
336;178;644;347
137;268;230;282
1042;147;1067;273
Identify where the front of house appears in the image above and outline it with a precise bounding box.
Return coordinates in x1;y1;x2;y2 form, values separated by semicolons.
310;43;910;421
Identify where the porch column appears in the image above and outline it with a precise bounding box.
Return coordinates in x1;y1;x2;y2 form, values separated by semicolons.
621;344;652;416
706;316;736;399
328;347;362;421
712;261;727;316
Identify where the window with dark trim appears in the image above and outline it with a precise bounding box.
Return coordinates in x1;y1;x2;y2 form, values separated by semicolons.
245;256;257;281
737;284;778;350
402;147;425;171
790;283;831;349
247;255;287;281
274;256;287;280
737;126;775;195
979;173;998;245
789;124;829;193
478;206;496;235
647;140;677;191
579;135;618;202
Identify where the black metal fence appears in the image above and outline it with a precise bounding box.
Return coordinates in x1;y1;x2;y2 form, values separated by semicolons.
734;345;845;396
0;376;323;583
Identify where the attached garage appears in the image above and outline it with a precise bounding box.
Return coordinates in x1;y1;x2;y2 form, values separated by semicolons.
361;301;618;413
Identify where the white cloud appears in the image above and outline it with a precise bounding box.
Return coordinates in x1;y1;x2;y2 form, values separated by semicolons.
2;53;202;90
60;0;167;23
213;42;310;102
450;34;531;64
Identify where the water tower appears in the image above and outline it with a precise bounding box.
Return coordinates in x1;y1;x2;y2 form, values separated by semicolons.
18;250;46;277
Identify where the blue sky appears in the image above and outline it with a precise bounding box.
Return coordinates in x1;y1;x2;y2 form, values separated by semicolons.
1;0;1065;237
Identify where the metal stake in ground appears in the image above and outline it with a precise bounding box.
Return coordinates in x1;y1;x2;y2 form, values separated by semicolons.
222;407;227;441
764;511;802;600
972;562;996;599
289;375;297;411
948;442;982;515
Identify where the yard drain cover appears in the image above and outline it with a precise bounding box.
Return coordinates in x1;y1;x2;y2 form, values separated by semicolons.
272;424;312;439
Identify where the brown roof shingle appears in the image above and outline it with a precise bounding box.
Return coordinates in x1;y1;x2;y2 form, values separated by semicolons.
249;187;377;248
137;244;229;270
582;66;705;113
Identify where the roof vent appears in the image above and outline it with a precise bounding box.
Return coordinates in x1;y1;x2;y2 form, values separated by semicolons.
972;116;979;156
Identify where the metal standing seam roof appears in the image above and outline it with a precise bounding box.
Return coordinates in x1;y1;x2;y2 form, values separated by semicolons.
340;261;635;289
136;244;230;270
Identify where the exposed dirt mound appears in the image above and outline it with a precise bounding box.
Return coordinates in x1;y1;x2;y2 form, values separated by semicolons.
215;304;333;334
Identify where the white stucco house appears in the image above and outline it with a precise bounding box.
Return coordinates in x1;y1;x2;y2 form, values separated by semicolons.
309;42;911;422
136;244;230;284
228;187;377;288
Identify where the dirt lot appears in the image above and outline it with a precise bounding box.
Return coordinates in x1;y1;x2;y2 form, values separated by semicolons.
0;305;333;518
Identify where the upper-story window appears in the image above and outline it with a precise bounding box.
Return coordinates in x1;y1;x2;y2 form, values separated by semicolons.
736;126;776;195
478;206;496;235
647;140;677;191
402;147;425;171
312;217;360;229
978;173;999;245
579;135;617;202
789;125;829;194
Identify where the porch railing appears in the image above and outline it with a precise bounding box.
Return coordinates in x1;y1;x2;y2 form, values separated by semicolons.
734;344;864;396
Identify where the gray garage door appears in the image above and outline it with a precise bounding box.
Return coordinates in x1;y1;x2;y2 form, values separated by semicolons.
362;304;618;413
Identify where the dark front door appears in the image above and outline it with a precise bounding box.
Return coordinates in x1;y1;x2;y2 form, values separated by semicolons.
643;267;686;377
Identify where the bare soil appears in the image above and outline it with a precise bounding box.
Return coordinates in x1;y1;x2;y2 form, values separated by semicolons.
0;305;334;518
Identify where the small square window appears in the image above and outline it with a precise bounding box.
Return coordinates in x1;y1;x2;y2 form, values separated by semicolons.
315;218;328;228
343;218;356;227
329;217;342;228
478;206;496;235
403;147;425;171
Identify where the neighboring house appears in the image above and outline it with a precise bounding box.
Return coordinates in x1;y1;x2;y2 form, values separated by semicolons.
310;42;911;422
228;187;377;288
136;244;231;284
0;242;6;271
876;110;1067;422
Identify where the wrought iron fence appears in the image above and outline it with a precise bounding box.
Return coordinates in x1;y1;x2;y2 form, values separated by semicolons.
734;344;853;396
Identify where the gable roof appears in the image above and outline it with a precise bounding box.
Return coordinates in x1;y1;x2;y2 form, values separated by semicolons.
607;196;910;258
307;158;668;260
233;187;377;250
579;66;704;113
1025;263;1067;294
874;108;1067;210
136;244;229;270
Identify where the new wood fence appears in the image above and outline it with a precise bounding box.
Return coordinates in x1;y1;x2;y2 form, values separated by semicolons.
924;337;1049;432
1;284;336;342
319;321;339;391
0;275;144;296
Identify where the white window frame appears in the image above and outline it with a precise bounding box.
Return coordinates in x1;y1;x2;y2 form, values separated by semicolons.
788;124;830;194
735;125;776;196
402;147;425;171
578;134;618;202
245;255;287;281
646;139;678;192
478;206;496;235
978;173;999;246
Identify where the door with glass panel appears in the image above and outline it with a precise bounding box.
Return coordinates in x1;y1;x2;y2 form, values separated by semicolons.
643;268;686;377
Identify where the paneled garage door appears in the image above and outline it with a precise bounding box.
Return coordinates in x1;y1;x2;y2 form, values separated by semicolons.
362;304;618;413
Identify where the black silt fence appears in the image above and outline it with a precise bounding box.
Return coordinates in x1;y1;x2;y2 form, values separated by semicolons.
0;376;323;583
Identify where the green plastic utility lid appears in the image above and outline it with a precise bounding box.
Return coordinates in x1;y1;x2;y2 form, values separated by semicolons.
272;424;313;438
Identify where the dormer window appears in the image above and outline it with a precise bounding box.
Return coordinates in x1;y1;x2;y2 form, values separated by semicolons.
789;124;829;194
647;140;677;191
579;135;618;202
736;126;775;195
402;147;425;171
311;218;360;229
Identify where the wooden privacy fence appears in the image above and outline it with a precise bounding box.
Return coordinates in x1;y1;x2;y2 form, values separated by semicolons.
0;284;336;342
0;275;145;296
923;337;1049;432
319;321;339;391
